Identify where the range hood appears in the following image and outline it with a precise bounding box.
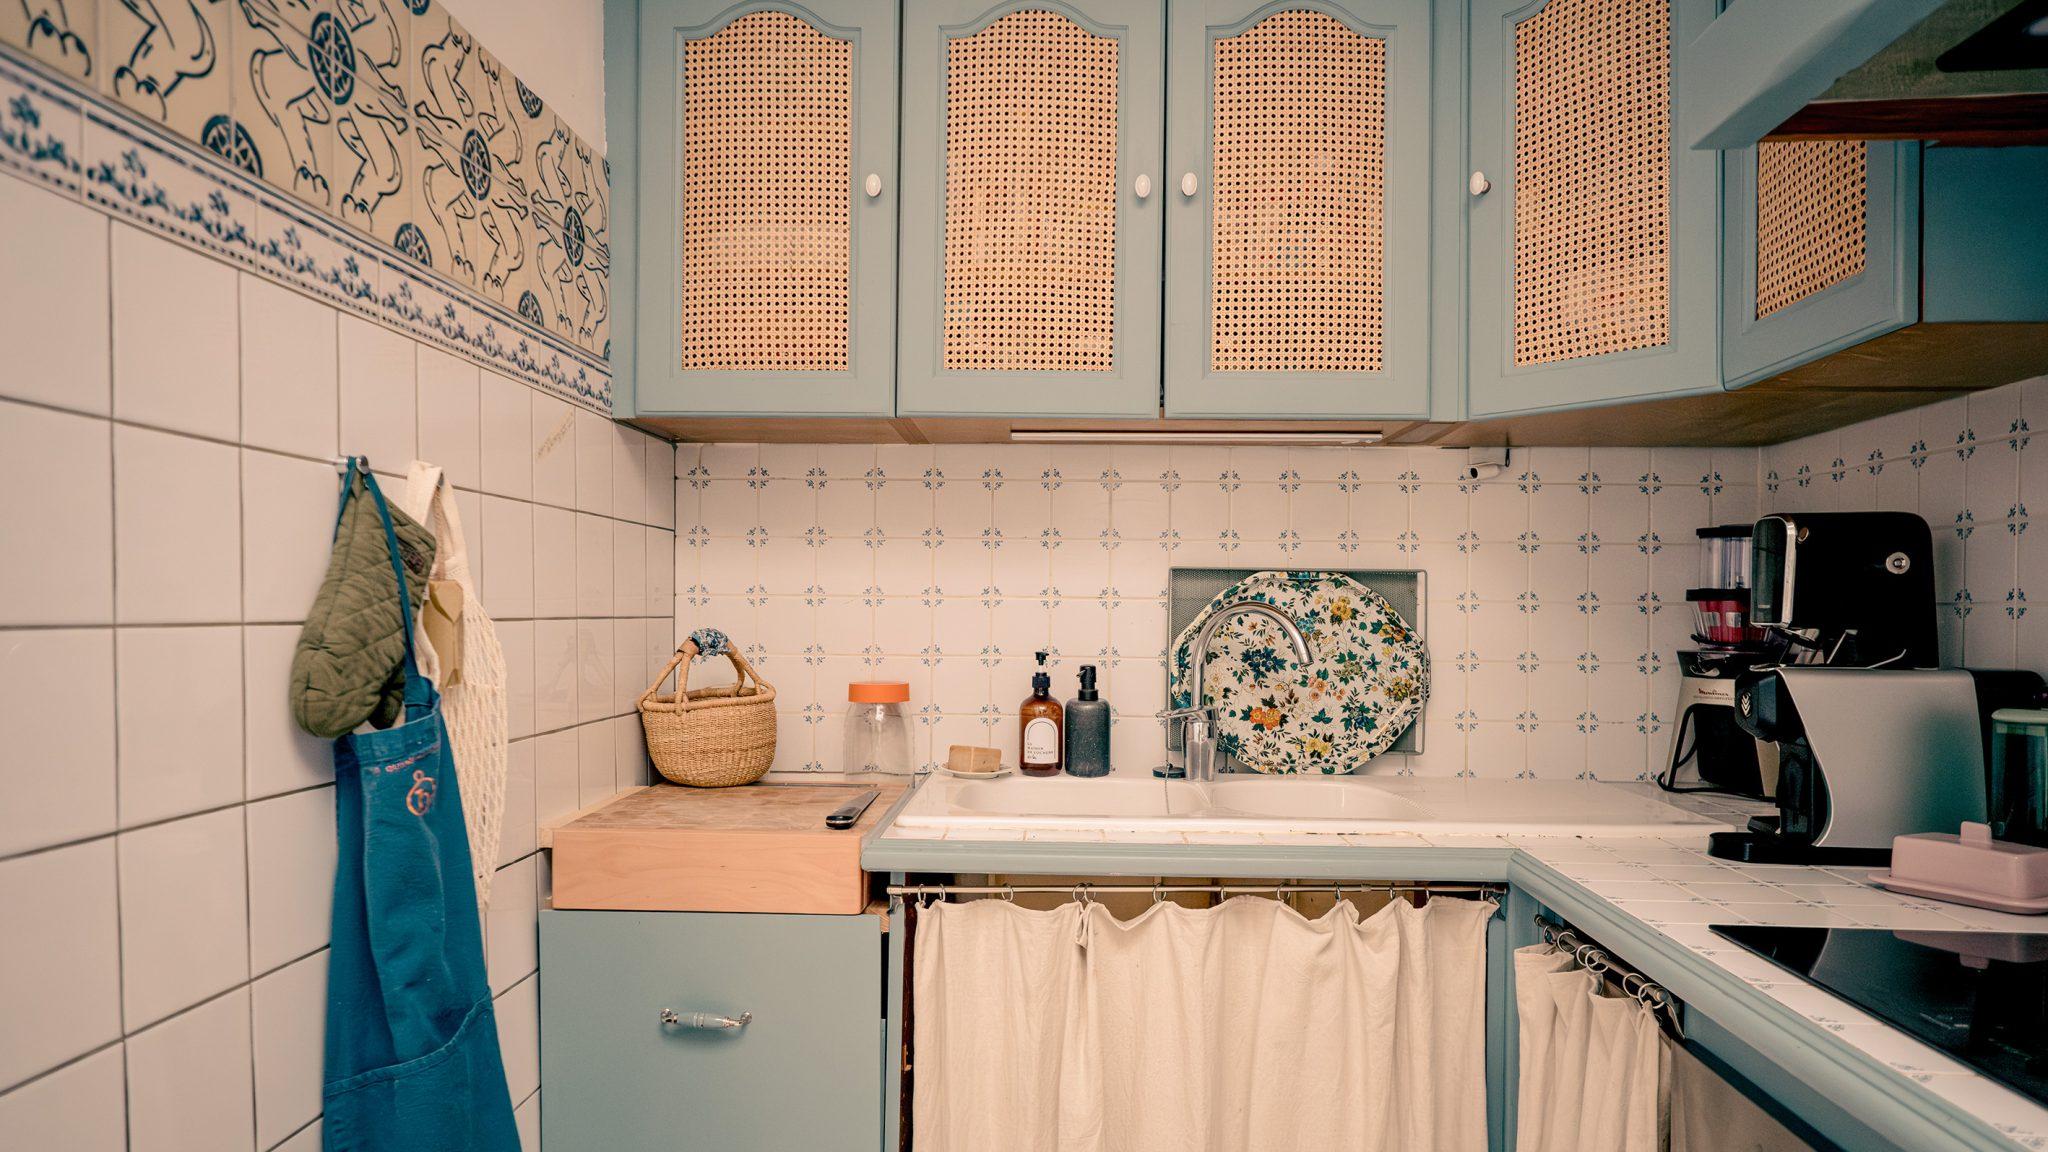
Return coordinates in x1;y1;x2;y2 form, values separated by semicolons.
1687;0;2048;150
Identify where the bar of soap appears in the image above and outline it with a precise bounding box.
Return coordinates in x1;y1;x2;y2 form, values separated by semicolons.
947;744;1002;774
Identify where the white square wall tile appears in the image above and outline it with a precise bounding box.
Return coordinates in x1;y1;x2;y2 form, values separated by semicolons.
0;173;111;415
516;1091;539;1149
487;855;539;994
118;808;250;1029
481;496;535;620
579;716;617;804
116;626;243;827
500;619;537;739
250;951;326;1150
577;619;616;723
646;439;678;528
481;371;535;500
495;974;540;1103
0;402;112;625
533;505;577;618
242;450;339;622
417;346;481;491
243;625;330;799
0;1044;126;1151
124;987;255;1152
338;314;417;471
575;410;614;515
614;521;647;616
0;628;116;855
114;425;240;624
239;277;339;458
613;426;647;524
111;224;237;439
576;513;614;618
535;729;579;830
534;619;578;732
246;787;337;974
531;392;578;508
0;839;121;1091
499;738;537;867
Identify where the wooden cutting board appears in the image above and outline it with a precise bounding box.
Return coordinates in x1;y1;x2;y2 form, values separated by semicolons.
547;781;907;915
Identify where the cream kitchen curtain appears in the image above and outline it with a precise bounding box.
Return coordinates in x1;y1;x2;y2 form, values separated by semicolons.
1512;943;1667;1152
913;894;1496;1152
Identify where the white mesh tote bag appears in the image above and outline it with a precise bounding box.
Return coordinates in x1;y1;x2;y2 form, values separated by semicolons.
402;461;509;909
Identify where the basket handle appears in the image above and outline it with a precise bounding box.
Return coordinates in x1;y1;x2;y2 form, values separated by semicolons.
639;638;761;707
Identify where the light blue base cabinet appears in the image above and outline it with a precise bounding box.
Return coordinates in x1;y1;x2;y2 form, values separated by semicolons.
540;908;885;1151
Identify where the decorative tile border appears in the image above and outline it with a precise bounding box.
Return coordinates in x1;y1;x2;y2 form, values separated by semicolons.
0;12;610;414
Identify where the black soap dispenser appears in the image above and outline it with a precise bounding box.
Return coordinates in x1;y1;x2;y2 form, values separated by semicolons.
1065;665;1110;777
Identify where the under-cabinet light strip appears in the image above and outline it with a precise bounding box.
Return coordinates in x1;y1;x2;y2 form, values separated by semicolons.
1007;431;1385;445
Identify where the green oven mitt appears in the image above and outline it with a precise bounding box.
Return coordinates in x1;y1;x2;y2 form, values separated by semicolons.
291;469;437;739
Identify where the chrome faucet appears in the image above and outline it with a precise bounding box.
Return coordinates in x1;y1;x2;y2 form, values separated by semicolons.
1160;600;1313;782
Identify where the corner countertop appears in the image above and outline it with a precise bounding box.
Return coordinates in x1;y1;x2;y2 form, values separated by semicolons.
861;778;2048;1152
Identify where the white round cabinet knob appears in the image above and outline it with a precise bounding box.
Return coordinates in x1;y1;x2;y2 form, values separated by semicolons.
1469;170;1492;197
1180;172;1198;197
1135;174;1152;200
864;172;883;198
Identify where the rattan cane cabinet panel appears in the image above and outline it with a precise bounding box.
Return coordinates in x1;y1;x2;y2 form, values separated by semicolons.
680;11;854;372
941;9;1121;373
1209;11;1386;373
1755;139;1869;319
1511;0;1672;367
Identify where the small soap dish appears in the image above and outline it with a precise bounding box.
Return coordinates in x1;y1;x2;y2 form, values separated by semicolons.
1870;822;2048;915
937;765;1013;780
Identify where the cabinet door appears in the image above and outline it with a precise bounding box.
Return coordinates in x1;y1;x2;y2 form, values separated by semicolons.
635;0;898;416
897;0;1165;417
1466;0;1719;418
540;908;883;1151
1164;0;1432;419
1722;140;1919;389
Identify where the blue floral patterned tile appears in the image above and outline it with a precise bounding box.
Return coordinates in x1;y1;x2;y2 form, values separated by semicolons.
83;103;256;260
0;50;86;193
253;192;380;312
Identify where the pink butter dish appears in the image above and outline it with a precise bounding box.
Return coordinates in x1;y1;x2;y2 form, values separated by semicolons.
1869;822;2048;915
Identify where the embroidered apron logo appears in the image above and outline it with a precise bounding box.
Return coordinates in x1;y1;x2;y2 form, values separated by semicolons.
406;768;438;816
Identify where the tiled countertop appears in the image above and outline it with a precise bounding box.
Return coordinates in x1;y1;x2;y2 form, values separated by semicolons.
865;779;2048;1151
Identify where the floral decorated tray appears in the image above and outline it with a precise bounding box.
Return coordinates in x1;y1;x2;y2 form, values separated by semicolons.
1169;571;1430;773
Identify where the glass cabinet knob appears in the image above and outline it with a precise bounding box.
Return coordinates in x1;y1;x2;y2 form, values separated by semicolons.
1180;172;1198;197
1469;170;1492;197
864;172;883;198
1135;174;1152;200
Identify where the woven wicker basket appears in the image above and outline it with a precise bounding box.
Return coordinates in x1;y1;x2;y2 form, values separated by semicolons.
638;637;777;788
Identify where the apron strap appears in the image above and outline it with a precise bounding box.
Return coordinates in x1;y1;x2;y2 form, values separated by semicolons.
358;470;426;705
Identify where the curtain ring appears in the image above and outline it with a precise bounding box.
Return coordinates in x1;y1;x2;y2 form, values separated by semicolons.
1151;880;1163;905
1001;885;1015;903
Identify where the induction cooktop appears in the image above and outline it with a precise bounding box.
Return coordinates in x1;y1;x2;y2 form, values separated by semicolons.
1713;924;2048;1106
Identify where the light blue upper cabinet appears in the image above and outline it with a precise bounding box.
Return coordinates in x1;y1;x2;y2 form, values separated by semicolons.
633;0;899;417
1464;0;1720;419
1723;140;1920;389
896;0;1166;418
1163;0;1434;419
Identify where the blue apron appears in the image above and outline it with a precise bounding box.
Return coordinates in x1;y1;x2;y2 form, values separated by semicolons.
322;467;520;1152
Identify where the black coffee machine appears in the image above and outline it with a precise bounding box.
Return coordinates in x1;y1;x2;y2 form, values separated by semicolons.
1708;511;2044;863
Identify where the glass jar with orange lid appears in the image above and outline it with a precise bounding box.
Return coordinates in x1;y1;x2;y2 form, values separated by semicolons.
844;681;915;775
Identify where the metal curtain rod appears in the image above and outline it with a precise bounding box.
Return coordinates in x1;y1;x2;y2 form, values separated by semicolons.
887;881;1506;903
1533;914;1678;1021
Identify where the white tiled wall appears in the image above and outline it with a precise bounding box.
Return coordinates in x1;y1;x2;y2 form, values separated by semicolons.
0;170;674;1150
677;442;1762;781
1762;376;2048;678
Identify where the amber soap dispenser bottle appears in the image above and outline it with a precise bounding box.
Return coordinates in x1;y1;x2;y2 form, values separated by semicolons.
1019;650;1064;776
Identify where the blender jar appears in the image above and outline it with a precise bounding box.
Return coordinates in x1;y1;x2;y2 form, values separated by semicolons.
844;682;914;775
1696;524;1754;589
